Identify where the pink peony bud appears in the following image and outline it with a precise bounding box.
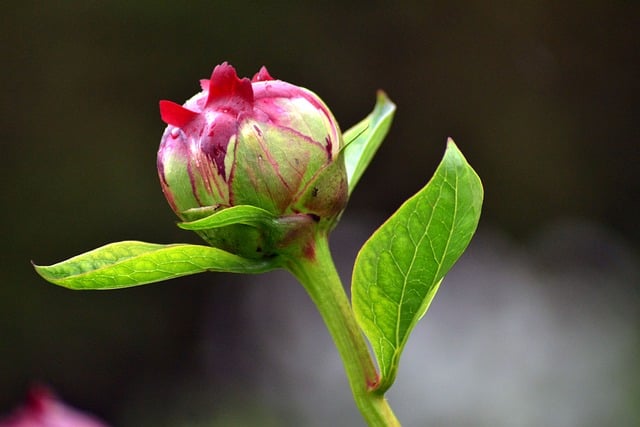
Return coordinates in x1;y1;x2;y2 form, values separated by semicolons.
158;62;348;258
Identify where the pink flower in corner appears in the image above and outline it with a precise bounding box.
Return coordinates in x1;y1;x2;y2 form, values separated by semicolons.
0;386;109;427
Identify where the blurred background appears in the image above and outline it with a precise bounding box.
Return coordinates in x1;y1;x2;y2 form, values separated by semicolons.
2;1;638;426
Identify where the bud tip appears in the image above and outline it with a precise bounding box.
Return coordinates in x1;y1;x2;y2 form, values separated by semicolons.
252;66;274;82
206;62;253;108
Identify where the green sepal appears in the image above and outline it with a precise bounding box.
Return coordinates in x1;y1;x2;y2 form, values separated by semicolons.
33;240;278;290
352;139;483;393
342;91;396;195
179;205;277;230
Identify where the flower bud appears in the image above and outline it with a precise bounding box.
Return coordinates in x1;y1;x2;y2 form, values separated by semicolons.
158;63;348;258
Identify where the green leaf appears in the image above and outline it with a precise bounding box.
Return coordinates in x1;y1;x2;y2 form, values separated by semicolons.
342;91;396;195
179;205;276;231
33;240;278;290
351;139;483;392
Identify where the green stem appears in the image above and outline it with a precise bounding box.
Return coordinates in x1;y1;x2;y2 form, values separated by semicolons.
285;234;401;427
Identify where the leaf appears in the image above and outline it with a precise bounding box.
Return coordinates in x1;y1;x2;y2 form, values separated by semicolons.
342;91;396;195
33;240;278;290
179;205;276;230
351;139;483;392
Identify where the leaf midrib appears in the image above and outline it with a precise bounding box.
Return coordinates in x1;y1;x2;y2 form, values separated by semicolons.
392;167;459;365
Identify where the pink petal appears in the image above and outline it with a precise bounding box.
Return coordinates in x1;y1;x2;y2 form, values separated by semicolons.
159;100;199;127
252;66;274;82
0;386;109;427
205;62;253;109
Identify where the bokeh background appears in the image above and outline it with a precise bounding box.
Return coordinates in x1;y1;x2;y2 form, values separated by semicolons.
2;1;638;426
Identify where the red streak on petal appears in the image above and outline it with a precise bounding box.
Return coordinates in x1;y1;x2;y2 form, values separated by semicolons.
303;240;316;261
159;100;198;127
25;385;52;414
367;374;381;391
252;66;274;82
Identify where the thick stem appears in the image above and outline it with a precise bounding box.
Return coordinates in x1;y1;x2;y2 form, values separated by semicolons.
285;234;400;427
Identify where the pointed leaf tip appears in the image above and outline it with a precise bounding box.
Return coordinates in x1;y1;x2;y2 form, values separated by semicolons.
342;92;396;194
159;100;198;127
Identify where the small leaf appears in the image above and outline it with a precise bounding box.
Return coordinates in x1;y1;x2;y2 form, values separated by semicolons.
352;139;483;392
179;205;276;230
33;240;278;290
343;91;396;195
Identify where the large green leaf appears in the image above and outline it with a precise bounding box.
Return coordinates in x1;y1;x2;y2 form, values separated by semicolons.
342;91;396;195
352;139;483;392
33;241;278;290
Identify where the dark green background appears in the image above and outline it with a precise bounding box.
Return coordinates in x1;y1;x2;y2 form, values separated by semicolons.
2;1;638;424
